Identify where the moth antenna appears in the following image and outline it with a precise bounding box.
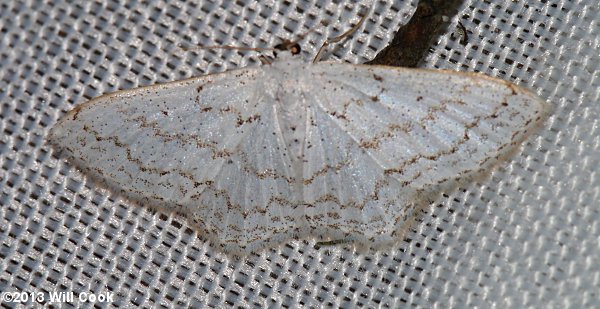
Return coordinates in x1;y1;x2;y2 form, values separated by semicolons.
177;44;277;53
313;11;369;63
178;20;326;58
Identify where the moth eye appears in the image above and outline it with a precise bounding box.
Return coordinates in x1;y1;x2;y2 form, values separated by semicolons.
290;43;301;55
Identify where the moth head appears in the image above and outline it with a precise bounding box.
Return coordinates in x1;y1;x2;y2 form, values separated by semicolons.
272;40;302;59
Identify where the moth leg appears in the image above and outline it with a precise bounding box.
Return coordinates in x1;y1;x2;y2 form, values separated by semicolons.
313;239;353;250
313;12;369;62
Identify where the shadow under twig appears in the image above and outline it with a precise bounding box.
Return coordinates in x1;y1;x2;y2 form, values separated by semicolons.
367;0;465;68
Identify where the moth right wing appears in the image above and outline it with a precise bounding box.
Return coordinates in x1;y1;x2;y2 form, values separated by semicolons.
297;63;548;247
308;63;549;189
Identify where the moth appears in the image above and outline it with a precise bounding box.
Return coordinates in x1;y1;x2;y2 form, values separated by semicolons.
49;14;549;256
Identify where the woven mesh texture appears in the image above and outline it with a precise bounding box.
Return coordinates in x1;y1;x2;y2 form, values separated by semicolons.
1;0;598;307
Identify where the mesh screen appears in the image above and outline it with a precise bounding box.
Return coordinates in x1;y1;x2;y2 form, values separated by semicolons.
1;0;598;307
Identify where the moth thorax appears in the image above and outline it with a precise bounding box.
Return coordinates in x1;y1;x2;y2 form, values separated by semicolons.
274;85;309;166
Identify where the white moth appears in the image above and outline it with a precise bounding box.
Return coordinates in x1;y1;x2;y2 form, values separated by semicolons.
48;28;549;256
